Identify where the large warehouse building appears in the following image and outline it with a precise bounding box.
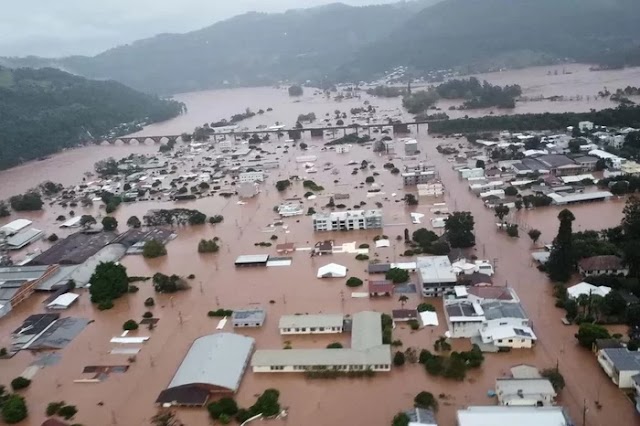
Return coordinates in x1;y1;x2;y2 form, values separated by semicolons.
156;333;255;406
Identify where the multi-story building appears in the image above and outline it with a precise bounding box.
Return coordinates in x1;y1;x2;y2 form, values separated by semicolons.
238;171;264;183
278;204;304;217
403;138;418;155
312;210;383;232
403;171;436;186
416;256;458;297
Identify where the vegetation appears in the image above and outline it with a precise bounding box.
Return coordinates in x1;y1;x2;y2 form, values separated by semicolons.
506;224;519;238
327;342;343;349
381;313;393;345
275;180;291;192
436;78;521;109
528;229;542;245
445;212;475;248
122;320;139;331
402;89;439;114
414;391;437;411
0;202;9;217
207;397;238;421
143;240;167;258
494;204;509;222
386;268;409;284
575;323;610;348
288;85;303;97
419;345;484;381
392;412;410;426
57;405;78;420
366;85;406;98
393;351;406;366
0;66;184;169
405;194;418;206
144;297;155;307
9;192;43;211
302;180;324;192
101;216;118;231
541;368;565;392
346;277;364;288
198;239;220;253
9;377;30;391
127;215;142;228
546;209;576;282
355;254;369;261
89;262;129;306
208;215;224;224
46;401;65;417
2;394;27;424
417;303;435;312
142;208;207;226
208;309;234;317
305;369;375;379
151;410;184;426
153;273;189;293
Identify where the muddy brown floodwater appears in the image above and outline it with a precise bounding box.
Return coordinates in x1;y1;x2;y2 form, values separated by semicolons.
0;64;639;426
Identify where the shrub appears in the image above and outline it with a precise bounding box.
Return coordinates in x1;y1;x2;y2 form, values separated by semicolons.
187;274;195;279
57;405;78;420
122;320;139;331
414;391;438;411
97;300;114;310
208;309;233;317
198;239;220;253
143;239;167;258
386;267;409;284
128;285;139;293
393;351;406;366
417;303;436;312
207;397;238;420
391;340;403;347
541;368;566;392
10;377;31;391
346;277;364;287
142;311;153;319
2;394;27;424
46;401;65;416
408;320;420;330
209;215;224;224
0;347;6;356
47;233;59;242
326;342;343;349
144;297;155;307
355;254;369;261
358;243;370;248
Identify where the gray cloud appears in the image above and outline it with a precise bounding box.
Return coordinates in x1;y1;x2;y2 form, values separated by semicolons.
0;0;397;57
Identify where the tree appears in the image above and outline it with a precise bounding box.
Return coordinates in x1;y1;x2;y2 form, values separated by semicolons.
144;297;155;307
494;204;509;222
417;303;435;312
475;159;485;169
365;176;375;184
575;323;610;348
143;239;167;258
528;229;541;245
2;394;27;424
127;215;142;228
153;273;188;293
386;268;409;284
399;295;409;308
414;391;437;411
207;397;238;420
404;228;410;241
602;290;627;316
546;209;576;282
57;405;78;420
515;199;523;211
101;216;118;231
89;262;129;305
10;192;43;211
299;142;308;150
275;180;291;192
198;239;220;253
506;224;519;237
95;158;120;177
412;228;438;249
393;351;406;366
392;412;410;426
288;85;303;96
0;201;10;217
405;194;418;205
209;215;224;224
541;368;565;392
151;410;184;426
80;214;96;229
346;277;363;287
10;377;30;391
622;197;640;238
504;186;518;196
123;320;139;331
445;211;475;248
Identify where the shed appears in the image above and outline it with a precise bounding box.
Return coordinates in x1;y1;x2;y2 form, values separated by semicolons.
231;309;266;328
46;293;79;310
156;333;255;406
317;263;347;278
368;280;394;297
275;243;295;254
234;254;269;267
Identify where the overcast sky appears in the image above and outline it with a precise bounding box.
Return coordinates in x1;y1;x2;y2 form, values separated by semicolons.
0;0;401;57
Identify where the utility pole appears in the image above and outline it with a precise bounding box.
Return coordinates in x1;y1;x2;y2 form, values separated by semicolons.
582;398;588;426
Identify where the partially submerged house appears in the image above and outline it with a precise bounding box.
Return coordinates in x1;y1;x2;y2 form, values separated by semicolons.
279;314;344;335
578;255;628;277
495;378;556;406
317;263;347;278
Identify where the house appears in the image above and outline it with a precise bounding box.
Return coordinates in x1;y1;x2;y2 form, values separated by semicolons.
275;243;295;254
445;300;530;342
368;280;394;297
416;256;458;297
317;263;347;278
0;265;60;318
495;378;556;406
579;121;594;131
312;210;383;231
572;155;600;171
457;406;573;426
237;182;259;198
459;168;485;180
578;255;628;277
404;138;419;156
392;309;418;322
592;338;624;354
252;311;391;373
234;254;269;267
278;204;304;217
279;314;344;335
231;309;266;328
567;282;611;299
480;325;537;349
404;407;438;426
46;293;79;310
403;171;436;186
314;240;334;255
597;347;640;388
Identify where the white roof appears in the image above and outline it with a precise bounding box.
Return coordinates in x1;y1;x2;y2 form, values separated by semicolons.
279;314;343;329
375;239;390;248
420;311;439;326
0;219;32;235
235;254;269;263
60;216;82;228
251;346;391;367
46;293;79;309
454;286;468;297
317;263;347;278
417;256;457;284
481;325;537;342
457;406;571;426
495;378;556;397
567;282;611;299
560;174;595;184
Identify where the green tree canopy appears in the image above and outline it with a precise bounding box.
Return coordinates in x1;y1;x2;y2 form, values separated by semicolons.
547;209;576;282
89;262;129;304
101;216;118;231
1;394;27;424
127;215;142;228
143;240;167;258
445;211;475;248
575;323;610;348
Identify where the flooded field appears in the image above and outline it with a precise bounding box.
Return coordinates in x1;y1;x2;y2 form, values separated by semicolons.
0;64;639;426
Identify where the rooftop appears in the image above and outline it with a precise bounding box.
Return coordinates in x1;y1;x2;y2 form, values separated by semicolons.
482;301;528;320
495;378;556;397
351;311;383;350
578;255;624;272
602;348;640;371
232;309;266;323
312;209;382;221
251;345;391;367
0;265;52;283
417;256;457;285
279;314;344;329
234;254;269;264
457;406;572;426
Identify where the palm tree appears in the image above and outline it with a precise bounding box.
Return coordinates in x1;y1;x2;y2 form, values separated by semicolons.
398;295;409;308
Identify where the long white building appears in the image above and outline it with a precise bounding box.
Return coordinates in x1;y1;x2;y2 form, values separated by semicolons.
312;210;383;232
251;311;391;373
279;314;344;335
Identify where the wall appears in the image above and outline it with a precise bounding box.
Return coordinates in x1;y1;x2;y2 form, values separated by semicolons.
495;337;534;349
280;326;343;335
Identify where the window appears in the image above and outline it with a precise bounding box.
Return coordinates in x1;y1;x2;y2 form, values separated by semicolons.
319;327;325;331
310;327;316;332
508;339;513;343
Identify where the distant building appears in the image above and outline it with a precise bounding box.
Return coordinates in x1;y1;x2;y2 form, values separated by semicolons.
238;171;264;183
279;314;344;335
578;255;628;277
579;121;594;131
237;182;259;199
312;210;383;232
234;254;269;267
0;265;60;318
232;309;266;328
335;145;351;154
403;171;436;186
278;204;304;217
404;138;418;156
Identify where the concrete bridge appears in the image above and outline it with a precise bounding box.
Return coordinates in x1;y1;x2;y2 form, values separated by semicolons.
99;121;430;145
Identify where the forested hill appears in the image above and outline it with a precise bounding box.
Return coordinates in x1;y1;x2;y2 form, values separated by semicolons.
0;1;440;94
0;66;185;170
337;0;640;80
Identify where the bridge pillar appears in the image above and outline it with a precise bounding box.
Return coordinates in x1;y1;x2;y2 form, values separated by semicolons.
287;130;302;141
393;124;409;134
310;129;323;138
150;136;163;144
167;136;178;143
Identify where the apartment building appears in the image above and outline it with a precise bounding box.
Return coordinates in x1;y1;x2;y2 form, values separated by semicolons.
312;210;383;232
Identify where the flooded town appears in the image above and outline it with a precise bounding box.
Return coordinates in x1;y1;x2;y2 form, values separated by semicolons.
0;60;639;426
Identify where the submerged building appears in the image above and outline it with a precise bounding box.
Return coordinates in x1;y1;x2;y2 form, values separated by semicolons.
312;210;383;232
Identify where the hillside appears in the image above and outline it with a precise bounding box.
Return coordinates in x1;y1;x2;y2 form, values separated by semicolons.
0;1;440;94
0;66;185;170
337;0;640;79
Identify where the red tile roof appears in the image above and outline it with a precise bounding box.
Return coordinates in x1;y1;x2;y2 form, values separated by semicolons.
578;255;624;272
368;280;394;294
